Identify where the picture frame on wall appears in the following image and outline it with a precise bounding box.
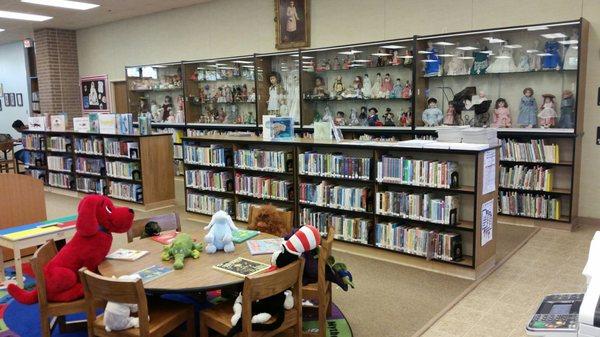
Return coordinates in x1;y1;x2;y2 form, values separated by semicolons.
80;74;110;113
16;93;23;107
274;0;310;50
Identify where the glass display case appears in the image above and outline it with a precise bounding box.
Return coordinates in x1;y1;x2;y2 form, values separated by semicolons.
255;51;301;125
415;20;582;132
125;62;184;124
299;38;414;129
183;56;257;127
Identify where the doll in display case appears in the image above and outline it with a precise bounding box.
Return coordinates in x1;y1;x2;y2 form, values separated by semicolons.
332;57;341;70
376;48;388;67
487;43;517;73
362;74;372;98
399;109;412;127
267;72;287;116
343;56;351;70
217;107;227;123
359;106;368;126
383;108;395;126
367;107;380;126
401;81;412;99
313;76;328;99
529;40;542;71
353;76;364;98
471;48;489;75
542;40;561;70
390;78;403;99
538;94;558;128
324;59;331;71
517;87;538;128
241;84;249;102
349;108;360;126
443;101;457;126
558;90;575;129
391;50;402;66
422;97;443;127
371;73;383;99
248;87;256;103
225;86;234;103
150;100;161;122
334;111;346;126
175;96;185;123
424;42;441;77
446;50;468;76
332;76;345;99
162;95;173;122
492;98;511;128
403;50;414;66
380;73;393;98
216;87;226;103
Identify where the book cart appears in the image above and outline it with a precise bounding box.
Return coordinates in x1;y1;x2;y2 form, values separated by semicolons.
183;135;499;278
21;130;175;210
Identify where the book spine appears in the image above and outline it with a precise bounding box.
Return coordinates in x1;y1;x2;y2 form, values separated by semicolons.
186;193;234;215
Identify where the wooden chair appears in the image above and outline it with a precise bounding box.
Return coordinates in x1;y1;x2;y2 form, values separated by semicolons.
302;225;334;337
79;268;195;337
200;259;305;337
33;239;87;337
0;141;17;173
127;213;181;243
247;205;293;237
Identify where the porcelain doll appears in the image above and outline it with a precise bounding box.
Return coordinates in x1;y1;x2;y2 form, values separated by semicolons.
324;59;331;71
349;108;360;126
216;87;226;103
529;40;542;71
334;111;346;126
359;106;368;126
248;88;256;102
401;81;412;99
542;40;561;70
224;85;233;103
443;101;457;125
390;79;403;99
487;44;517;73
268;72;286;114
167;110;176;123
446;50;468;76
376;48;387;67
367;107;380;126
371;73;383;99
353;76;363;98
227;105;239;124
362;74;372;98
332;76;345;99
162;95;173;121
312;76;328;98
399;110;409;127
242;84;249;101
563;33;579;70
422;97;443;126
471;49;489;75
343;56;351;70
150;100;161;122
383;108;395;126
403;50;414;66
287;73;300;122
516;53;531;72
558;90;575;128
492;98;511;128
322;106;333;122
218;107;227;123
332;57;341;70
424;42;441;76
538;94;558;128
380;73;393;98
391;50;402;66
517;87;538;128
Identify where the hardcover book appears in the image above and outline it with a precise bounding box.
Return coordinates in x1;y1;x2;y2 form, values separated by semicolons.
271;117;294;140
50;115;66;131
232;229;260;243
88;113;100;133
135;265;173;283
213;257;270;278
313;121;332;141
246;238;284;255
106;249;149;261
73;117;90;133
99;114;117;134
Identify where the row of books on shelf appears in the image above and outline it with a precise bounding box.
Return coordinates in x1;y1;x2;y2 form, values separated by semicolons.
109;181;143;202
299;182;369;212
174;161;184;176
48;172;72;189
235;149;292;173
299;208;370;245
48;136;71;152
151;127;184;144
105;161;140;180
185;169;232;192
298;152;371;180
23;134;44;150
74;137;103;155
174;144;183;159
376;157;459;189
499;191;561;220
75;158;105;176
374;223;463;262
29;113;135;135
375;191;459;225
234;174;292;201
27;169;45;181
500;139;560;163
500;165;553;192
186;193;234;215
76;177;106;194
47;156;72;172
184;144;230;166
105;139;139;159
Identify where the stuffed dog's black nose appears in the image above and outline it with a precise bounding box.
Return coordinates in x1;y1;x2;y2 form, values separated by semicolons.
128;209;134;214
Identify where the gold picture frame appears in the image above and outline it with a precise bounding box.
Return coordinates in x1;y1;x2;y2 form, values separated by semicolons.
275;0;310;50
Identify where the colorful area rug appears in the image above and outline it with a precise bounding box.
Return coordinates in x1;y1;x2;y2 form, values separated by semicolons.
0;265;352;337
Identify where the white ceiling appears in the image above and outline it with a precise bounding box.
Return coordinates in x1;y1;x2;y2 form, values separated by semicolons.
0;0;213;45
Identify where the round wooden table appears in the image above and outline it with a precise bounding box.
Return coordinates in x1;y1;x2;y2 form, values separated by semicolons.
98;227;276;293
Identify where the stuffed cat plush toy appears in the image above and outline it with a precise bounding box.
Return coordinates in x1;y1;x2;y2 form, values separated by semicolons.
103;274;143;332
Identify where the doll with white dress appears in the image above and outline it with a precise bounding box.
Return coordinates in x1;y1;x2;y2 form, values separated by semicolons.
362;74;372;98
517;87;537;128
313;77;328;98
516;53;531;72
538;94;558;128
492;98;511;128
267;72;286;116
487;44;517;73
371;73;383;99
529;40;542;71
446;50;468;76
422;98;443;126
349;108;360;126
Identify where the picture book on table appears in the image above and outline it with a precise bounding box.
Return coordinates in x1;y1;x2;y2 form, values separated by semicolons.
232;229;260;243
213;257;270;278
151;230;179;245
246;238;284;255
106;249;149;261
135;265;173;283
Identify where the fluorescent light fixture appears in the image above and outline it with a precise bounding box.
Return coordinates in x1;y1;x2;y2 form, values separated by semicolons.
153;65;167;68
541;33;567;39
196;67;206;70
536;53;553;56
380;44;405;49
232;60;253;64
458;56;474;60
456;46;478;51
526;49;539;53
417;50;432;54
528;25;549;31
505;44;522;49
338;49;362;55
0;10;52;21
371;52;392;56
21;0;99;10
0;28;4;32
559;40;578;45
291;54;299;57
438;54;454;57
353;59;371;63
483;37;505;43
434;41;455;46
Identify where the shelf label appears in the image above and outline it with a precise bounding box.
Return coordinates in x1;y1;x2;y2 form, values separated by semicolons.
483;150;496;195
481;199;494;246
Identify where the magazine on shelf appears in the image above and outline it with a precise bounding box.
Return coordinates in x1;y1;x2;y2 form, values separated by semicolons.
246;238;284;255
213;257;270;278
106;248;149;261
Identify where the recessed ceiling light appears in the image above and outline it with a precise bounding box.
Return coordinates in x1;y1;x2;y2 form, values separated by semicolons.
417;50;432;54
559;40;578;45
438;54;454;57
380;45;405;49
541;33;568;39
456;46;478;51
0;10;52;21
21;0;98;10
434;41;455;46
371;52;392;56
232;60;253;64
526;49;539;53
527;25;549;31
483;37;506;43
505;44;522;49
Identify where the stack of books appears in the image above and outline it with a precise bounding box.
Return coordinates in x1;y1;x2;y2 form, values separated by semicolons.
461;127;498;146
299;181;369;212
500;165;553;191
501;139;560;163
234;149;292;172
376;157;458;188
376;191;459;225
234;174;292;201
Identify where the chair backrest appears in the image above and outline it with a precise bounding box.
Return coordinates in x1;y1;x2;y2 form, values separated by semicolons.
0;141;13;153
79;268;150;335
241;259;304;336
127;212;181;242
247;205;293;237
317;225;335;292
32;240;58;307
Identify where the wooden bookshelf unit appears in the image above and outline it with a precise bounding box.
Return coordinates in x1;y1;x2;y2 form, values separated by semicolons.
183;135;499;279
21;130;175;210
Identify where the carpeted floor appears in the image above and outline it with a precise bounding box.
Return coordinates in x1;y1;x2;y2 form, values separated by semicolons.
40;181;537;337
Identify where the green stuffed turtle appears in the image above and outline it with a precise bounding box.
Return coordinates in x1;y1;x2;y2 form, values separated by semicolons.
161;233;203;270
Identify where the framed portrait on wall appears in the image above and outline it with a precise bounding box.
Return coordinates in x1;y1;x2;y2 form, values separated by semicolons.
81;75;110;113
275;0;310;49
16;93;23;107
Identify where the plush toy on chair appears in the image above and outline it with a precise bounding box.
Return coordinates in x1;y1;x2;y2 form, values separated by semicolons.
204;210;238;254
104;274;143;332
8;195;134;304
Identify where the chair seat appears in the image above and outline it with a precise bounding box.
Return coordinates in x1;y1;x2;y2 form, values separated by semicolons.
202;300;299;337
92;299;192;337
47;298;87;316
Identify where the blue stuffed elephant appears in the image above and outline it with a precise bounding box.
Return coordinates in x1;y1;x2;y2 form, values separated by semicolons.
204;210;238;253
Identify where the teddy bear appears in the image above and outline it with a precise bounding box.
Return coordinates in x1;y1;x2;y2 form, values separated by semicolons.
103;274;143;332
248;205;291;238
204;210;238;253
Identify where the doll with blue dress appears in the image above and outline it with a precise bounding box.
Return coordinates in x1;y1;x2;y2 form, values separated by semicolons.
421;97;444;127
517;87;538;128
542;40;561;70
390;79;403;99
558;90;575;129
424;42;441;77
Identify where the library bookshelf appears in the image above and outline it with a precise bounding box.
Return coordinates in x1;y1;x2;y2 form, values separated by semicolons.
183;135;499;278
21;130;175;211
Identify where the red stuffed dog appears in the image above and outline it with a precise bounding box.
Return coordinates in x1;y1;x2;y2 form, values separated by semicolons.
8;195;134;304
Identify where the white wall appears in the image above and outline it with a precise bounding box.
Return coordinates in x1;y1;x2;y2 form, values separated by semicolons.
0;41;30;138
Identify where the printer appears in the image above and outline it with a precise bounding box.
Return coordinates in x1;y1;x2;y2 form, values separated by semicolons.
527;232;600;336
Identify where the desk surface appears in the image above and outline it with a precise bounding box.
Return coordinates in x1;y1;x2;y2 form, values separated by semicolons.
98;228;276;293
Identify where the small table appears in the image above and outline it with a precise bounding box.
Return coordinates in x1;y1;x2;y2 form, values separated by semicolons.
0;215;77;288
99;228;275;293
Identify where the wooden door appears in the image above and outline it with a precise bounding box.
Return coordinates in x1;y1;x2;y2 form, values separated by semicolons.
112;81;128;113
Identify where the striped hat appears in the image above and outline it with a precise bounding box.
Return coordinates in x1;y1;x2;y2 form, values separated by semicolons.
284;225;321;256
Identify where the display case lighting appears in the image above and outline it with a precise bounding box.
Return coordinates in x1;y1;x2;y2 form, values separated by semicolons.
434;41;455;46
380;45;405;49
527;25;549;31
371;52;392;56
338;50;362;55
421;59;437;62
302;61;313;65
505;44;522;49
417;50;433;54
541;33;567;39
242;65;254;68
458;56;474;60
232;60;253;64
456;46;478;51
526;49;539;53
438;54;454;57
398;55;413;58
536;53;553;57
494;55;512;59
559;40;578;45
353;59;371;63
483;37;506;43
